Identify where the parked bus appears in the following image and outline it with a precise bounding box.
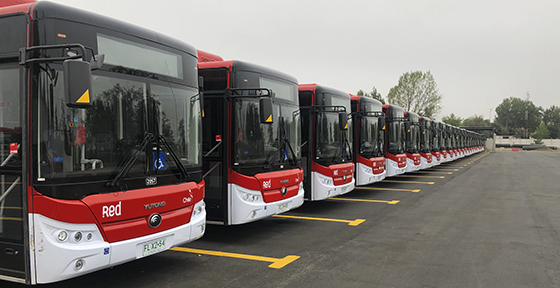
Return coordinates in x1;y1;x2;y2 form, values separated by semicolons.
444;124;455;162
350;95;386;186
198;52;304;225
419;116;434;169
382;104;407;176
0;1;206;284
299;84;354;201
404;111;421;172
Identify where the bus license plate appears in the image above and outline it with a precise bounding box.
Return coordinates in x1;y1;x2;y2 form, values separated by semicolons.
142;238;166;257
278;203;289;212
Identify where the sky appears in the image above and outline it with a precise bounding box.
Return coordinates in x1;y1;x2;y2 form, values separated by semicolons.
46;0;560;121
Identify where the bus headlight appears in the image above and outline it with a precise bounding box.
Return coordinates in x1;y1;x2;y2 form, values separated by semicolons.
57;230;68;242
73;231;83;243
75;259;85;271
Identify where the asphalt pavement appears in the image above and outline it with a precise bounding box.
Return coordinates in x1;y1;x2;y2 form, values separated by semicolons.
6;150;560;288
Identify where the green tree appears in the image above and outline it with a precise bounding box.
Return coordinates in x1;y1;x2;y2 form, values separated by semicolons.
530;122;550;144
543;105;560;139
387;71;442;118
494;97;542;137
463;115;490;127
441;113;463;127
357;86;385;104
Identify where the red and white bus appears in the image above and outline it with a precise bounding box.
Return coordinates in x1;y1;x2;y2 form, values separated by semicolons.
299;84;354;201
1;1;206;284
419;116;434;169
404;111;421;172
382;104;407;176
350;95;386;186
198;52;304;225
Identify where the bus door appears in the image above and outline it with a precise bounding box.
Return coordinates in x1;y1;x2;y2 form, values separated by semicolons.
0;14;29;283
0;66;27;283
202;94;228;223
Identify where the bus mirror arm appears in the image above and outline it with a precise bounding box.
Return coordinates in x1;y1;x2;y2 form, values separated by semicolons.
90;53;105;70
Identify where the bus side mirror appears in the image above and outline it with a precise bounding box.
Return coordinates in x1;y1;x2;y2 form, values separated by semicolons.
378;117;386;131
339;112;348;130
404;122;411;133
64;59;92;108
199;76;205;117
260;98;273;124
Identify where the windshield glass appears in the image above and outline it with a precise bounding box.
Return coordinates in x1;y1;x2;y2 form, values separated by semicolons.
406;124;419;153
315;96;352;164
359;116;382;158
388;120;404;155
35;67;201;197
421;122;431;152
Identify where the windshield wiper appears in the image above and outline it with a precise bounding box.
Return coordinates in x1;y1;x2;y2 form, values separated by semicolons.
106;133;154;188
157;135;189;180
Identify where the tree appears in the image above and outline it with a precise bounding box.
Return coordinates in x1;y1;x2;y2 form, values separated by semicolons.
530;122;550;144
441;113;463;127
543;105;560;139
462;115;490;127
357;86;385;104
387;71;442;118
494;97;542;137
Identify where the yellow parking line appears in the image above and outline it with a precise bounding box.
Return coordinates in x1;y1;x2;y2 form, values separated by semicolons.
170;247;300;269
382;180;435;185
0;217;23;221
413;171;453;175
1;207;23;210
272;214;366;226
330;198;400;204
395;175;445;179
430;168;459;171
354;187;421;193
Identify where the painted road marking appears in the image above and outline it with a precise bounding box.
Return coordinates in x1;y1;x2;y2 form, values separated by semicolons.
429;168;459;171
354;187;421;193
330;198;400;204
382;180;435;185
272;215;366;226
171;247;300;269
413;171;453;175
395;175;445;179
0;217;23;221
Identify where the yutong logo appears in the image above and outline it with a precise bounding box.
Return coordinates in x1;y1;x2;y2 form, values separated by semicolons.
144;201;166;210
148;213;162;228
280;179;289;184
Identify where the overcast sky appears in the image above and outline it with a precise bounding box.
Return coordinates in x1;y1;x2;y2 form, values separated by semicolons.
48;0;559;121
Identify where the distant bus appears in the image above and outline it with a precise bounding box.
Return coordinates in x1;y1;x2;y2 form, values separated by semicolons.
382;104;407;176
198;53;304;225
351;95;386;186
1;1;205;284
299;84;355;201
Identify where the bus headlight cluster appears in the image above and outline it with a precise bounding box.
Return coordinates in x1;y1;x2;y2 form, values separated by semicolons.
55;229;96;244
364;167;372;174
193;201;205;217
243;193;260;202
317;174;333;186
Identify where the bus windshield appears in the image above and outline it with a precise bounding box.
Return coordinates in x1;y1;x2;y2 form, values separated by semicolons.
315;95;352;164
359;115;382;158
35;67;201;198
406;124;419;153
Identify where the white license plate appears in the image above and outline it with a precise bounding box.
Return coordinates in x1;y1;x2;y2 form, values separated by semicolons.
278;203;289;212
142;238;166;257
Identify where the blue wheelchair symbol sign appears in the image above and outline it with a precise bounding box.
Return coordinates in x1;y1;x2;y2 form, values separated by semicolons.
153;152;166;170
